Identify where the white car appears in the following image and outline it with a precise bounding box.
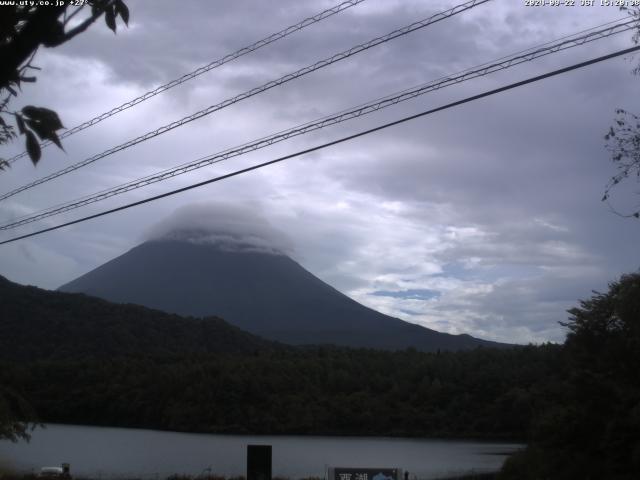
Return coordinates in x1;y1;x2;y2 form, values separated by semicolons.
38;465;70;478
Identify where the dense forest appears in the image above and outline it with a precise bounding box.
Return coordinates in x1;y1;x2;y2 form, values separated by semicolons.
1;273;639;479
0;345;561;439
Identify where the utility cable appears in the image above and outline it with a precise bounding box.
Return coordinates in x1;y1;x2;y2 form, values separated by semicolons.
5;0;367;165
1;45;638;246
0;0;491;203
1;17;634;231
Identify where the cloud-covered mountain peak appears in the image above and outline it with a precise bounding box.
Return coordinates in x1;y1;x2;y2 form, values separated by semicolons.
143;202;293;256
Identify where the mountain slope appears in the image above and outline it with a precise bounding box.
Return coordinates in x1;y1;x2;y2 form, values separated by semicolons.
0;274;275;361
59;239;504;351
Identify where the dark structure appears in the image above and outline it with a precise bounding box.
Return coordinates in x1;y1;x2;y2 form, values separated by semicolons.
247;445;272;480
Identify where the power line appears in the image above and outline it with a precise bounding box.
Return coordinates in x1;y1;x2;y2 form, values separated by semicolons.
2;45;637;247
6;0;367;165
2;17;634;231
2;17;633;229
0;0;491;203
361;16;635;108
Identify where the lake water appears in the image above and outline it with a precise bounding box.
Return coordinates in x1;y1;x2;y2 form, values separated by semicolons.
0;425;522;480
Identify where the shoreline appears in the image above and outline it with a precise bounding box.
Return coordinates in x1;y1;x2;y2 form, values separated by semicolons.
0;472;498;480
22;423;525;445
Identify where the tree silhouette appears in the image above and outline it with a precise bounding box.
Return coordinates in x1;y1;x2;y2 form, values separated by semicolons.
0;387;38;443
0;0;129;169
602;7;640;218
500;272;640;479
0;0;128;443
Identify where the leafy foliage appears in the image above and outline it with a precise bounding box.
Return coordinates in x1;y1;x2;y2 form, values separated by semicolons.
0;387;37;443
499;272;640;480
603;110;640;218
602;7;640;218
0;346;562;439
0;0;129;167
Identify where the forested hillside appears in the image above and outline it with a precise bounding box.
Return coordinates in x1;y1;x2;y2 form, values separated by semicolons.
0;275;276;360
1;345;561;439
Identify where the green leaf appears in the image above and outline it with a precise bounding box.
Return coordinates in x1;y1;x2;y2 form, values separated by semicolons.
25;130;41;165
25;119;47;141
14;114;25;134
22;106;64;131
37;107;64;130
41;21;65;47
105;7;117;33
21;105;38;117
116;0;130;25
41;107;63;124
48;130;64;151
23;108;65;151
25;121;63;152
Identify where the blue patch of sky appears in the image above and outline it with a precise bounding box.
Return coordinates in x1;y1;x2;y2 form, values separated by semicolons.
371;289;441;300
431;263;476;280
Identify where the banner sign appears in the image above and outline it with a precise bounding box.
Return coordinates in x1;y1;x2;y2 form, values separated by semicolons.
332;468;400;480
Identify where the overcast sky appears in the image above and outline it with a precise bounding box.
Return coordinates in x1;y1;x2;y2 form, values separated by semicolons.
1;0;639;344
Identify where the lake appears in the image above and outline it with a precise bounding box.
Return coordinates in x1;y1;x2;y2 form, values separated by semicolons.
0;425;522;479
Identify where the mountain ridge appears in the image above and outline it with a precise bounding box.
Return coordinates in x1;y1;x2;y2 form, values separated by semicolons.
0;274;276;361
59;238;506;351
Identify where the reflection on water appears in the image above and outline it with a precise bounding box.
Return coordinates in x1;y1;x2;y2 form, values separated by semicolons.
0;425;522;479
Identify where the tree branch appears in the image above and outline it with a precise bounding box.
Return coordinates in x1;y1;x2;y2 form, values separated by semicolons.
51;4;111;46
0;6;65;85
62;6;84;27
